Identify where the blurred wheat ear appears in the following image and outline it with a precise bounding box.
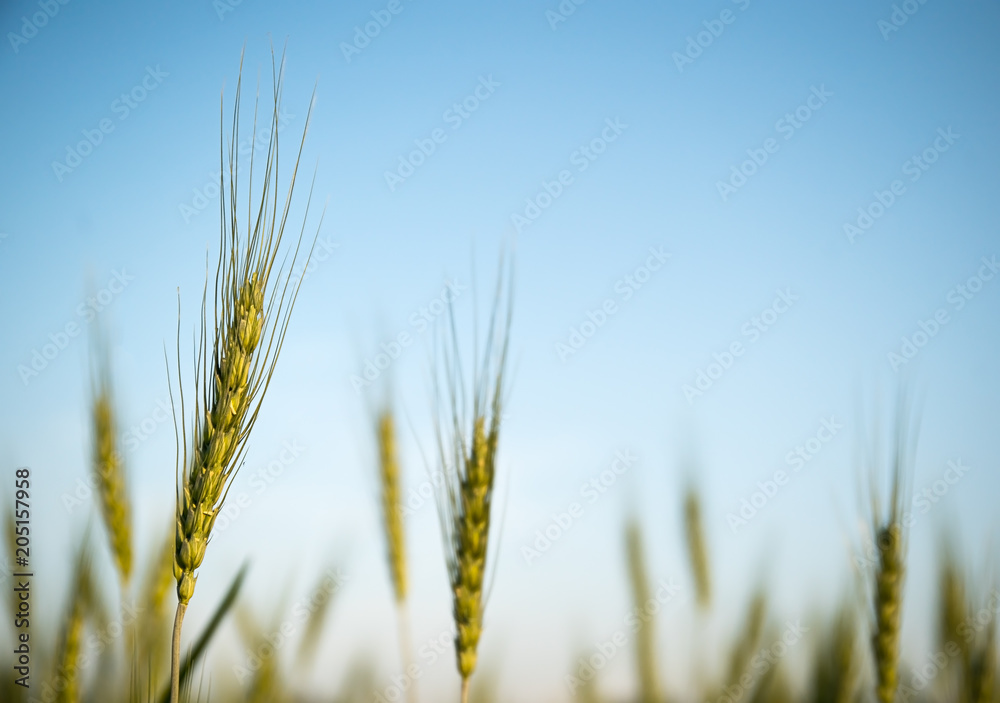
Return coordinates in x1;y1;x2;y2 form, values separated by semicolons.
722;589;767;697
433;253;513;703
89;325;132;587
377;408;408;603
375;404;417;703
570;650;603;703
135;523;177;694
683;485;711;610
939;542;968;650
962;571;998;703
965;608;997;703
936;539;968;699
625;517;661;703
751;661;794;703
167;44;321;703
810;599;860;703
864;394;918;703
233;576;292;703
49;537;97;703
295;565;344;670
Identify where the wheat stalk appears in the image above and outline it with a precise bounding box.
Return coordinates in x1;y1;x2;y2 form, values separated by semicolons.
159;564;248;703
167;46;319;703
434;257;512;703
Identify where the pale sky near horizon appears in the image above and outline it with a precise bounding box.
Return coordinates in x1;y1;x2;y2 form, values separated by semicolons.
1;1;999;700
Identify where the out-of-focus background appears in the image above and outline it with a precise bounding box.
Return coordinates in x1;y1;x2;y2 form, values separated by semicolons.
1;1;999;700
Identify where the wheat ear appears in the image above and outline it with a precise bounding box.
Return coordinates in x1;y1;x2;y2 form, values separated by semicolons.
295;566;343;670
572;650;603;703
378;409;408;602
168;46;319;703
376;407;418;702
434;257;512;703
811;600;859;703
867;396;916;703
963;578;998;703
89;333;132;586
968;623;997;703
872;521;904;703
625;518;661;703
53;594;84;703
750;662;793;703
936;543;968;698
683;486;711;609
723;590;767;694
966;620;997;703
51;542;94;703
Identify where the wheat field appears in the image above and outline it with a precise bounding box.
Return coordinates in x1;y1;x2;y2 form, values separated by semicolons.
2;5;999;702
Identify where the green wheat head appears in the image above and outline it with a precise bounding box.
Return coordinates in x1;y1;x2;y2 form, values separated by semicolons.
434;255;512;698
171;48;320;607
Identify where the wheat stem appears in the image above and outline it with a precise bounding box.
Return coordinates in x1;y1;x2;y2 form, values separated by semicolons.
169;602;187;703
396;600;418;703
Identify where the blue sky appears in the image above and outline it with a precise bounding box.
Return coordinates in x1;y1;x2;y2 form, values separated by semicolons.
1;1;999;700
